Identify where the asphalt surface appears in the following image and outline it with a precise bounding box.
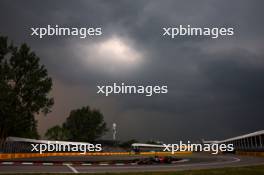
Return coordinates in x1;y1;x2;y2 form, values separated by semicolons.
0;153;264;173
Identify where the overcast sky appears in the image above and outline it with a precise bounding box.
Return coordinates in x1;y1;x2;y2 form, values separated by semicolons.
1;0;264;142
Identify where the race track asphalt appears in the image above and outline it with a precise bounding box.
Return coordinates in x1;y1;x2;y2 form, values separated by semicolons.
0;153;264;173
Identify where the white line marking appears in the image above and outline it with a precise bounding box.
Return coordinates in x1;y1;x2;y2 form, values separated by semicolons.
99;163;109;166
1;162;14;165
115;163;125;165
170;156;241;168
42;162;53;166
63;163;72;165
21;162;33;165
81;156;241;170
81;163;92;166
173;159;190;163
83;156;241;170
66;164;78;173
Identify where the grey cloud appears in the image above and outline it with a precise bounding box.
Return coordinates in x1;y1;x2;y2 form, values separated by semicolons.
0;0;264;142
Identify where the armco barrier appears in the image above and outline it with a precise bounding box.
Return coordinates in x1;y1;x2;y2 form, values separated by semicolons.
0;151;192;160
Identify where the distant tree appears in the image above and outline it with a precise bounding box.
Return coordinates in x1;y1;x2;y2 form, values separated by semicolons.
45;125;67;140
0;36;53;141
120;139;138;148
146;140;158;144
63;106;108;142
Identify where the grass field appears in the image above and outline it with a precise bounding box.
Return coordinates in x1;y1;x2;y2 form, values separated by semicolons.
2;165;264;175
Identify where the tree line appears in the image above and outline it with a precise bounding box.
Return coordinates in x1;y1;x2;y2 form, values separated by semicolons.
0;36;107;143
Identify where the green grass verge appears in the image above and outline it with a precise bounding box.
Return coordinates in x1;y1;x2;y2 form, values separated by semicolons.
2;164;264;175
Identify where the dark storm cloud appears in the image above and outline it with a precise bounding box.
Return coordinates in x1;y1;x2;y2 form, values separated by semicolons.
0;0;264;142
